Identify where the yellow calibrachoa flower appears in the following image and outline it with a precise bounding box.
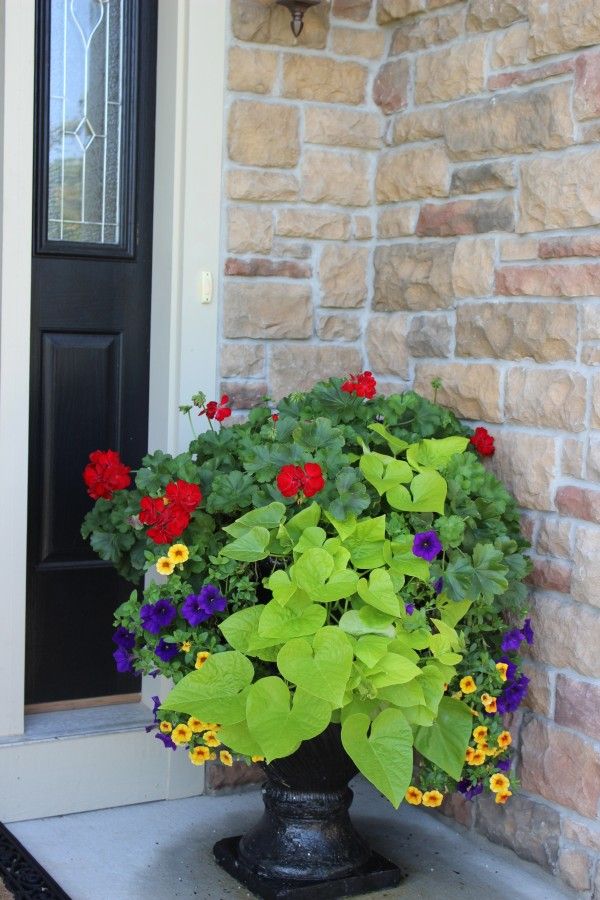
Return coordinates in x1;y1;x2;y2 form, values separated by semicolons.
497;730;512;749
422;790;444;808
189;746;211;766
473;725;488;743
470;748;486;766
465;747;475;763
495;790;512;805
219;750;233;767
203;730;221;748
195;651;211;669
405;786;423;805
168;543;189;564
251;755;265;763
187;717;207;733
172;724;193;745
159;721;172;734
181;640;192;653
489;774;510;794
481;693;497;714
496;662;509;682
156;556;175;576
459;676;477;694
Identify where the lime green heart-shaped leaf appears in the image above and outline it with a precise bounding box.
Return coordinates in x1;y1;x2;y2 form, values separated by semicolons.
414;696;473;780
354;635;391;668
292;548;335;597
217;720;263;758
223;502;286;538
377;678;425;708
161;651;253;725
339;607;395;637
367;423;409;456
220;526;271;562
246;677;331;762
219;605;265;653
385;537;431;581
341;708;413;808
387;469;447;515
406;436;469;472
294;526;327;554
357;568;401;616
285;502;321;544
343;516;387;569
277;627;353;708
267;569;301;607
258;599;326;642
368;652;421;687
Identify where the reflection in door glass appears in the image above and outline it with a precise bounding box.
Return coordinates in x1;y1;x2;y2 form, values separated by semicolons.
48;0;124;244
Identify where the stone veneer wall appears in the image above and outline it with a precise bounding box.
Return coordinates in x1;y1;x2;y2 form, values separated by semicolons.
220;0;600;894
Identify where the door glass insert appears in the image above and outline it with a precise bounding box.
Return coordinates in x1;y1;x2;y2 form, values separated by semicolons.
48;0;126;244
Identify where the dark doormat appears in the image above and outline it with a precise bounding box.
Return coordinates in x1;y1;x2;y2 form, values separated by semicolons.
0;823;71;899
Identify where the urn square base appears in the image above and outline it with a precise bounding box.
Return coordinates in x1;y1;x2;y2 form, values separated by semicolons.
214;835;405;899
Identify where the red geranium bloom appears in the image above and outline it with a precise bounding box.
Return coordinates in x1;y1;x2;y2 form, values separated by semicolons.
277;465;305;498
341;371;377;400
139;496;166;526
202;395;232;422
83;449;131;501
272;413;279;422
302;462;325;498
147;507;190;544
165;480;202;513
470;427;495;457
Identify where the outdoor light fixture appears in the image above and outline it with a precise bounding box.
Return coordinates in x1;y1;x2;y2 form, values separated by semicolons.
277;0;322;37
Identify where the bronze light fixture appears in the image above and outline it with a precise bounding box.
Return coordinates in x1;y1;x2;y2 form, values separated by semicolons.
277;0;322;37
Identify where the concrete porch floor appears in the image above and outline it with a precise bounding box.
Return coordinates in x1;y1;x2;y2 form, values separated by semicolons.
7;779;572;900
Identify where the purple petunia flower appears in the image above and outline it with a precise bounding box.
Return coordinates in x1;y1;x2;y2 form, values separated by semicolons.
457;779;483;801
155;638;179;662
522;618;534;646
501;628;524;653
198;584;228;617
181;593;211;627
112;626;135;650
140;598;177;634
113;647;133;673
496;756;512;772
405;603;415;616
433;577;444;595
155;732;176;750
497;674;529;714
412;530;443;563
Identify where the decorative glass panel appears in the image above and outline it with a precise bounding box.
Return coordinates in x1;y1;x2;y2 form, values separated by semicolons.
48;0;125;244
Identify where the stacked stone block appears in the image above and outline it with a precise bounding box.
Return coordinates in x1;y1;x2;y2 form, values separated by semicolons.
221;1;600;893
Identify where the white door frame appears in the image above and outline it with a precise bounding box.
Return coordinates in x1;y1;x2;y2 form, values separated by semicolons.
0;0;225;819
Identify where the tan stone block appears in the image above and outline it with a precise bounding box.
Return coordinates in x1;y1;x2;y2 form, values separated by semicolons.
319;245;369;308
223;282;312;340
527;557;571;592
505;368;587;432
227;47;278;95
228;207;273;254
562;817;600;853
562;438;584;478
391;8;465;53
220;343;265;379
301;150;371;207
331;27;386;59
443;84;573;161
231;0;328;49
572;525;600;608
376;146;450;202
540;236;600;259
528;593;600;678
222;380;269;410
304;107;382;150
593;373;600;427
417;198;514;237
467;0;527;31
353;215;373;240
490;431;556;509
536;518;571;558
499;237;538;261
374;243;455;311
488;58;574;91
272;239;312;259
228;101;299;168
377;206;418;238
415;40;486;104
332;0;371;21
582;304;600;339
377;0;426;24
574;50;600;121
521;719;600;819
227;169;299;203
413;362;501;421
373;59;409;115
474;793;559;871
496;264;600;298
224;257;311;279
451;237;494;298
366;314;410;378
456;302;577;363
521;662;551;716
317;313;361;342
583;346;600;366
270;345;363;398
528;0;600;59
276;209;351;241
393;108;443;144
518;150;600;233
558;850;592;893
407;313;452;357
587;441;600;482
450;162;516;196
282;56;367;104
556;486;600;524
491;22;529;68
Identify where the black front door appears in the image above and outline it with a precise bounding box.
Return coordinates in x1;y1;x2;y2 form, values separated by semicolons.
26;0;157;705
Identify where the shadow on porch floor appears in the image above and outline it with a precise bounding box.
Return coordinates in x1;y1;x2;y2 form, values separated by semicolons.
7;779;572;900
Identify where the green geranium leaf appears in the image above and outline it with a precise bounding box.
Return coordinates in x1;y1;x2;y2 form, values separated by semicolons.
277;627;353;708
413;696;473;781
357;568;402;616
341;708;413;808
443;555;475;601
258;599;326;642
161;651;254;725
246;677;331;762
387;469;447;515
220;526;271;562
471;543;509;598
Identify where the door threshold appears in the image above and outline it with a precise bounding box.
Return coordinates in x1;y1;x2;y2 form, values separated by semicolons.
0;700;153;747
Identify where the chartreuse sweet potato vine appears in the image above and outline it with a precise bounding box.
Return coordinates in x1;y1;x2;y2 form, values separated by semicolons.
82;377;531;809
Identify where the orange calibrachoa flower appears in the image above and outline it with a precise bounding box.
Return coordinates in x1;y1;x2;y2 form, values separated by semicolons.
187;717;207;733
159;721;172;734
189;746;211;766
219;750;233;767
497;730;512;749
405;786;423;805
481;693;497;714
473;725;488;743
465;747;476;764
490;774;511;794
203;730;221;748
422;790;444;808
470;748;486;766
172;724;192;745
459;676;477;694
495;790;512;805
195;651;211;669
156;556;175;576
168;543;189;564
496;662;509;682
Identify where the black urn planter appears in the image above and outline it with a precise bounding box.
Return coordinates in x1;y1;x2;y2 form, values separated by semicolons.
214;724;404;899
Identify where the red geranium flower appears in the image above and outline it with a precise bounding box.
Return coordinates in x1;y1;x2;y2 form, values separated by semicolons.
302;462;325;498
272;413;279;422
83;449;131;501
201;395;232;422
276;463;325;499
147;507;190;545
165;480;202;513
470;427;495;457
139;496;166;526
139;480;201;544
341;371;377;400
